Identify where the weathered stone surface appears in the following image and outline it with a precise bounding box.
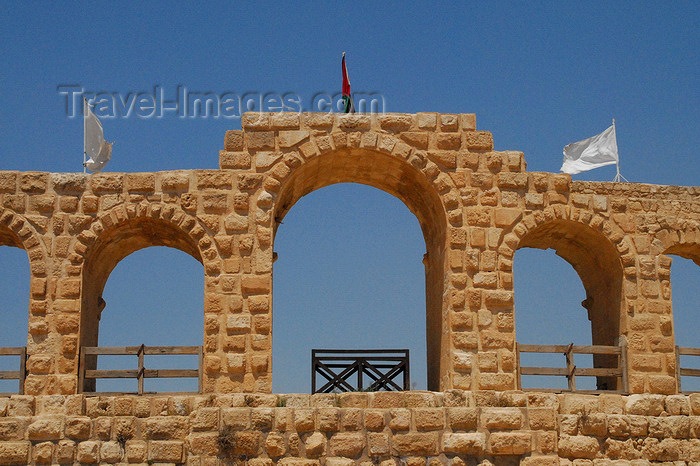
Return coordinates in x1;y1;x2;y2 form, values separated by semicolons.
0;441;30;464
558;435;600;459
0;110;697;405
443;432;486;454
328;432;365;458
392;432;439;456
488;431;532;455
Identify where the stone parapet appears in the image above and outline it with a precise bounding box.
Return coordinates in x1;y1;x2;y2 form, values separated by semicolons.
0;391;699;464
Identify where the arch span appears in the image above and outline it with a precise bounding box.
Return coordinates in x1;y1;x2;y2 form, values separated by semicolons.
78;205;205;391
513;215;624;389
273;147;449;390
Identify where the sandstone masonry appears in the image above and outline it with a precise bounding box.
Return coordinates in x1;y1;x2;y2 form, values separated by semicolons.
1;111;700;463
1;112;698;395
0;391;699;464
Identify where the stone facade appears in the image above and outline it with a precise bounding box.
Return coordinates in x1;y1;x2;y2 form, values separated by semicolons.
1;391;700;464
1;111;698;396
2;111;700;463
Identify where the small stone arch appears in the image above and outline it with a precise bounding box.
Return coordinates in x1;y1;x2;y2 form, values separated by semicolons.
655;224;700;265
268;135;454;390
73;200;216;390
0;208;49;278
502;206;626;389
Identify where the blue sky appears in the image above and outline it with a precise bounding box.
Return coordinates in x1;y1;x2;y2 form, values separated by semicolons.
0;2;698;393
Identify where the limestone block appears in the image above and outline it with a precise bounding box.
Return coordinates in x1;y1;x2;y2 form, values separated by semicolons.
497;172;528;189
520;456;558;466
100;440;123;463
389;408;411;430
77;440;100;463
143;416;188;439
416;113;437;130
233;431;262;456
225;130;245;150
378;114;413;133
220;151;252;169
371;392;405;409
27;416;63;440
413;408;445;431
481;407;523;430
0;418;24;441
364;410;386;431
0;441;30;465
436;134;461;150
318;408;340;432
20;172;49;193
149;440;184;462
558;435;600;459
488;431;532;455
528;408;557;430
227;314;251;333
443;432;486;455
265;431;286;457
625;394;665;416
125;173;155;193
56;439;75;463
65;416;91;440
246;131;275;150
305;431;326;457
0;172;18;192
391;432;439;456
270;113;300;129
578;412;607;437
188;432;219;456
329;432;365;458
242;113;270;129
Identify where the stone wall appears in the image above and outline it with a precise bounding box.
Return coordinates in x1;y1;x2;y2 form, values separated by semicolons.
0;111;698;396
1;391;699;464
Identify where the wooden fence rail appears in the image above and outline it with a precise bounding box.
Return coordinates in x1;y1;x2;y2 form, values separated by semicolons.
79;345;203;395
312;349;409;394
516;339;628;394
676;346;700;394
0;347;27;395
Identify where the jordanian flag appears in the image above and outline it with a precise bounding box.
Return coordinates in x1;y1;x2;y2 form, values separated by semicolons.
342;52;355;113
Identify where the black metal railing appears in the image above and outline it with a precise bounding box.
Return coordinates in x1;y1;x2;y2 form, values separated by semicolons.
312;349;409;393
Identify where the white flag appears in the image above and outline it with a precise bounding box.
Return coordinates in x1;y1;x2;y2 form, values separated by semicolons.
84;100;112;173
561;124;618;175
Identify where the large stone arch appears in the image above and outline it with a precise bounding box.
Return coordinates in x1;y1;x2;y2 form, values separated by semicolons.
502;206;626;389
266;134;454;391
73;201;213;391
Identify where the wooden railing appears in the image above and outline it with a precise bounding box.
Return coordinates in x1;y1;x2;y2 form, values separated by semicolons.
0;347;27;395
676;346;700;393
312;349;410;393
516;340;628;394
79;345;203;395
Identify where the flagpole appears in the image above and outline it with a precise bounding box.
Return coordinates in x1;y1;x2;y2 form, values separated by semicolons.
83;99;87;174
611;118;628;182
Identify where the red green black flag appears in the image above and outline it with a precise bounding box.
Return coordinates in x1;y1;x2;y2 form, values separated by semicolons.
342;52;355;113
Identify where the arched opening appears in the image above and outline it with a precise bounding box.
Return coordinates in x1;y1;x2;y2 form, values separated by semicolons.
273;148;447;391
664;244;700;392
80;217;203;392
0;225;30;394
515;219;624;390
273;183;426;393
